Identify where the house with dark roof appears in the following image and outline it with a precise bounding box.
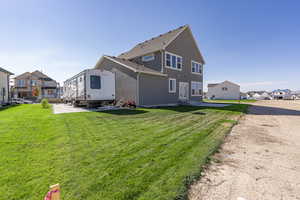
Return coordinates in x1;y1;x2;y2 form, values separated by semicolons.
207;81;240;100
13;70;59;100
95;25;205;106
0;67;14;105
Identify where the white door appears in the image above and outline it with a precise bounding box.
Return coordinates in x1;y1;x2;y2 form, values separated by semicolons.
179;82;189;101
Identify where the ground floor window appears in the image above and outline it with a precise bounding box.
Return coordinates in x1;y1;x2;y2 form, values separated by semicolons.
191;81;202;96
47;89;54;95
169;78;176;93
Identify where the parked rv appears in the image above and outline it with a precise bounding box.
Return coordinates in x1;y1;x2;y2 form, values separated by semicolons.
63;69;115;107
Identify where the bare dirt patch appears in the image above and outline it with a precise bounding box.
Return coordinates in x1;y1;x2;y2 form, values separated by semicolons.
189;100;300;200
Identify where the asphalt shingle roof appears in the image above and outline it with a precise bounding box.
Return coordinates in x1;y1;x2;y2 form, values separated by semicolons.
0;67;13;75
104;56;166;76
118;25;188;59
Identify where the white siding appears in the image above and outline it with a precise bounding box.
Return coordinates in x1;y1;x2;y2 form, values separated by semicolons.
63;69;115;102
207;81;240;100
0;71;9;104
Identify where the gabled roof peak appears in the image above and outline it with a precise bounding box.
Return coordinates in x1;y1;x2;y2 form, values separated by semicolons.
118;25;189;59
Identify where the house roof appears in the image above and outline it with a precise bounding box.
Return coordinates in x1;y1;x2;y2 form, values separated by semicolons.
0;67;13;75
14;70;55;81
208;80;240;88
118;25;189;59
207;83;219;88
98;56;167;77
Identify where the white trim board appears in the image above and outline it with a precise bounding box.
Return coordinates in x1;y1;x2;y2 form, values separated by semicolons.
191;60;203;75
96;56;167;77
164;51;183;71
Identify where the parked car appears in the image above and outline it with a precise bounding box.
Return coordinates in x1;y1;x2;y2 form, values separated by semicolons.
11;98;33;104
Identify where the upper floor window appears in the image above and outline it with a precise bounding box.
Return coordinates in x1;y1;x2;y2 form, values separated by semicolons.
142;54;155;62
31;80;37;86
90;75;101;89
191;81;202;96
18;80;26;87
222;87;228;91
191;61;202;74
165;52;182;70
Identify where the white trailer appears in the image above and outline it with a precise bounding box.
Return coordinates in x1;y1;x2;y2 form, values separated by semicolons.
63;69;115;107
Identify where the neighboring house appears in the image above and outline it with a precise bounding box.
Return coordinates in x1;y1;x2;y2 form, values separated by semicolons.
13;70;59;100
240;92;249;100
94;25;205;106
207;81;240;100
0;67;13;105
247;91;272;100
271;89;291;100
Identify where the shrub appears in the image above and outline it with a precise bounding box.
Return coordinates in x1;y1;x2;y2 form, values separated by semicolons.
41;99;50;109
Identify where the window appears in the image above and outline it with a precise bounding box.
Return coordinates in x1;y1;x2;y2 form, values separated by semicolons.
177;57;182;69
191;81;202;96
169;78;176;93
90;75;101;89
47;89;54;95
222;87;228;91
18;80;25;87
165;52;182;70
191;61;202;74
142;54;155;62
166;54;171;66
31;80;37;86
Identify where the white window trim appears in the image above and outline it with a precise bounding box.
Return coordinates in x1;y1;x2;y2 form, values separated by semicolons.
168;78;176;93
165;51;182;71
142;53;155;62
191;81;202;96
191;60;203;75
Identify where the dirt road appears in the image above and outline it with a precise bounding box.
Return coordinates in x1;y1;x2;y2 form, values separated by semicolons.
189;100;300;200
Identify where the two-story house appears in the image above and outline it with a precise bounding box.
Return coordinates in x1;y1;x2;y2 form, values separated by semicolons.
0;67;14;105
95;25;205;106
13;70;59;100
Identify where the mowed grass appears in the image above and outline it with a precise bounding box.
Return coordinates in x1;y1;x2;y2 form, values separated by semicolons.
0;104;248;200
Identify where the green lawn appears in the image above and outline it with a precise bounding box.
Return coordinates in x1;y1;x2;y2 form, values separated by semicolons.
0;104;248;200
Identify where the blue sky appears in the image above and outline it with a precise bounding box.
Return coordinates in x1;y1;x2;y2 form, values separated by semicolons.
0;0;299;91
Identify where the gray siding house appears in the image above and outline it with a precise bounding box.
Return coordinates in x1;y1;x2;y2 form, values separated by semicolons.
95;25;205;106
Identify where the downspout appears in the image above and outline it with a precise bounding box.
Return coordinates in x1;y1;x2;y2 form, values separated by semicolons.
7;74;9;103
201;64;204;101
136;72;140;106
160;50;164;73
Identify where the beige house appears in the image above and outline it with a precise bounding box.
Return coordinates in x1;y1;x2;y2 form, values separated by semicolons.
13;70;58;100
0;67;13;105
207;81;240;100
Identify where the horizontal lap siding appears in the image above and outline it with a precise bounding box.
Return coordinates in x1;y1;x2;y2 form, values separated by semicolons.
131;51;162;72
165;28;204;102
95;58;138;103
138;74;178;106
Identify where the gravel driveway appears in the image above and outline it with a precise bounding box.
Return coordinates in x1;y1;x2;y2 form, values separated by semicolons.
189;100;300;200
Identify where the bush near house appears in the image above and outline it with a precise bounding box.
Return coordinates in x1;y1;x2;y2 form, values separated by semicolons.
0;104;248;200
41;98;50;109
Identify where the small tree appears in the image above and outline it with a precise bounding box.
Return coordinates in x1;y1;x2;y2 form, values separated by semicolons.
41;99;50;109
